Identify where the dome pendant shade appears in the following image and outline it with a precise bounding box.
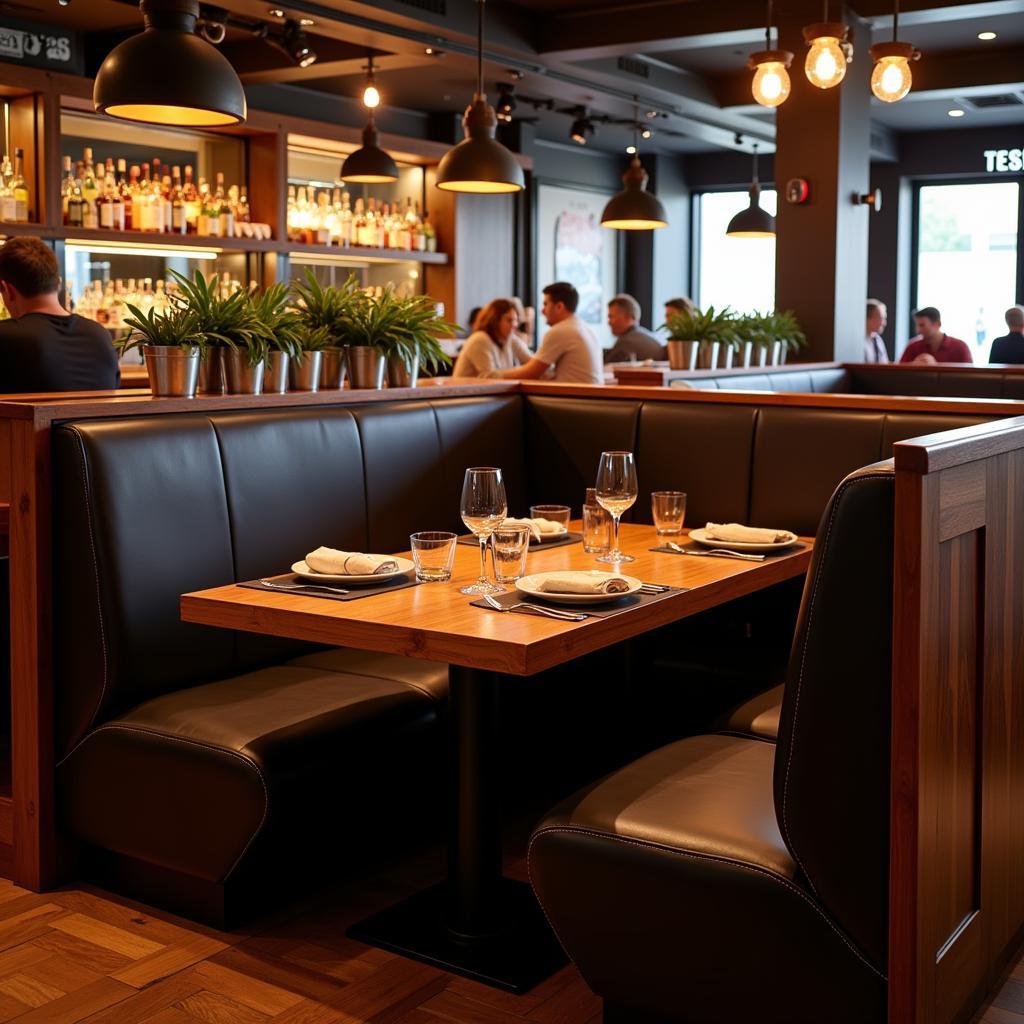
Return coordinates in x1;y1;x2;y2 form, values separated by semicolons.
436;96;525;194
94;0;246;127
601;157;667;230
726;181;775;237
341;120;398;183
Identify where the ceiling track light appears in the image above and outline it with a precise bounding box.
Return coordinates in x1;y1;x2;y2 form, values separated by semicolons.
726;143;775;238
94;0;247;127
601;100;667;231
869;0;919;103
569;107;595;145
749;0;793;107
802;0;852;89
279;18;316;67
495;82;516;123
435;0;524;194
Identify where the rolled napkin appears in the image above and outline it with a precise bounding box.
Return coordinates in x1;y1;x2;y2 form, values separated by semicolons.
502;517;567;542
704;522;794;544
536;572;630;595
305;546;398;576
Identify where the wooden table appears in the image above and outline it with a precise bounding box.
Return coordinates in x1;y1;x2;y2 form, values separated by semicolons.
181;523;812;993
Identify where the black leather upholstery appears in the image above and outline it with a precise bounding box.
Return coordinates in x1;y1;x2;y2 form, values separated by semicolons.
720;682;784;741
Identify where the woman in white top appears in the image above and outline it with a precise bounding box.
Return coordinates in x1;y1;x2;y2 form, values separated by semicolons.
452;299;532;377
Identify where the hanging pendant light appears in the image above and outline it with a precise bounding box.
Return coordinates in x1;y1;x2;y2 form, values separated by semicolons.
94;0;246;127
726;145;775;238
749;0;793;108
803;0;852;89
869;0;920;103
435;0;524;194
342;55;398;183
601;105;667;231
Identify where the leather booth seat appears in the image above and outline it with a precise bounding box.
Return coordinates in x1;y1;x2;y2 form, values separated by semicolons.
720;682;784;740
529;464;895;1022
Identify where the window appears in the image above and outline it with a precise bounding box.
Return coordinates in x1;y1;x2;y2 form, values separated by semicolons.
915;182;1020;358
695;189;777;314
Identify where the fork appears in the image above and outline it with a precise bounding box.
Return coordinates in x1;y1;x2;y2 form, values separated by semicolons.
665;542;765;562
259;578;350;595
482;593;587;621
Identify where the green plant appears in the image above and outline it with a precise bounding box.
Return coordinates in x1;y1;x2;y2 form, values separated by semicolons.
735;310;807;353
291;268;360;350
249;282;303;360
662;305;739;349
170;270;269;366
769;309;807;352
118;301;203;358
345;287;455;372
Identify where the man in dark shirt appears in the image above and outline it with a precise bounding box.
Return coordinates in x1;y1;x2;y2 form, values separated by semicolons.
0;236;119;393
604;293;666;363
989;306;1024;364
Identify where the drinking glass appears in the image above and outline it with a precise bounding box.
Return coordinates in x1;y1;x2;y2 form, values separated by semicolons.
460;467;508;595
594;451;638;563
529;504;571;528
490;525;531;582
410;531;457;582
582;487;611;553
651;491;687;536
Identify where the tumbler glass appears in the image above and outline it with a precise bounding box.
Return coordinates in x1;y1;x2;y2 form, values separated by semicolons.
410;531;457;582
490;525;531;582
651;491;687;536
529;504;571;529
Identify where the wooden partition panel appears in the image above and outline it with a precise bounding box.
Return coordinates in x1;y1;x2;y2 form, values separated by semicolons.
892;419;1024;1023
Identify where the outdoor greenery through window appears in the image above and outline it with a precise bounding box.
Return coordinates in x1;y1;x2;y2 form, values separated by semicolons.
696;189;777;316
916;182;1019;358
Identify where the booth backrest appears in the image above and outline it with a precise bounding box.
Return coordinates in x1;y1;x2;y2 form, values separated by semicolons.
671;367;852;393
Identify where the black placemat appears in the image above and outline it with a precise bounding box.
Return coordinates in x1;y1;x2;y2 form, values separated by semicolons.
239;572;420;602
470;583;686;619
650;542;807;560
457;532;583;550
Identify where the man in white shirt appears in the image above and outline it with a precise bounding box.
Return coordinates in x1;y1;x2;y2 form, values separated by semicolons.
495;282;602;384
864;298;889;363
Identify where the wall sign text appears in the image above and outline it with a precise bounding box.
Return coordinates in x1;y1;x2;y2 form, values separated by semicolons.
984;149;1024;173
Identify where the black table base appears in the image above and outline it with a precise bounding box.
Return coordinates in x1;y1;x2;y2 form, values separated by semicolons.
348;665;568;993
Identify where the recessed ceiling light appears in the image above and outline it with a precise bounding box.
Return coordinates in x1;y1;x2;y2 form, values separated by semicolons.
626;144;636;154
948;108;966;117
268;8;285;18
977;31;997;40
298;17;315;26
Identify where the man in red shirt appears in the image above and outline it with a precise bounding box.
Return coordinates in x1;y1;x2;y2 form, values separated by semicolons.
899;306;973;364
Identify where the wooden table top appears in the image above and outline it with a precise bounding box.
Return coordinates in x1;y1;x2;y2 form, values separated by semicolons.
181;523;813;676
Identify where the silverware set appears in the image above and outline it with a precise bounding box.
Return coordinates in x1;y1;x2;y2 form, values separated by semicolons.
665;541;766;562
259;578;350;595
481;582;673;622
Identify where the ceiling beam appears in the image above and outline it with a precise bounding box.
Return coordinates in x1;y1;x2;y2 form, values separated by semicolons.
236;51;437;86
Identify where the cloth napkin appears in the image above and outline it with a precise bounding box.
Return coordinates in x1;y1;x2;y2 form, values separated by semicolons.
503;517;567;542
305;546;398;576
536;572;630;595
704;522;794;544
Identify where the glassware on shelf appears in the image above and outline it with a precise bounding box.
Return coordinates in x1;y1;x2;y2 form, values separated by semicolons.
459;467;508;595
595;451;638;564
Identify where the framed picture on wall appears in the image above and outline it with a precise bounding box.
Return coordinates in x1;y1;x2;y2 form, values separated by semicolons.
536;183;617;342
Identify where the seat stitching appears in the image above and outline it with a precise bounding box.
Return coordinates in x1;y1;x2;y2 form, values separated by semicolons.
527;825;886;982
65;722;269;880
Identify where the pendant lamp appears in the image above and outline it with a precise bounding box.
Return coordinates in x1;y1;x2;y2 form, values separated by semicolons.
94;0;246;127
803;0;852;89
726;145;775;238
601;107;667;231
869;0;920;103
749;0;793;108
435;0;524;194
342;56;399;184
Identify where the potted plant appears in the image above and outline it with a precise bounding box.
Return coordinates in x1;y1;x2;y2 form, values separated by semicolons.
291;269;359;390
250;282;302;394
769;309;807;364
385;294;456;388
119;301;204;398
663;305;736;371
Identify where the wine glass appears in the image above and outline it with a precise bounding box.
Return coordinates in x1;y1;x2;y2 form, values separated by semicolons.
460;467;508;595
594;451;638;564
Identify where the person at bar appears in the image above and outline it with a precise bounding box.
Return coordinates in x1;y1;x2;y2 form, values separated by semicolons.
864;298;889;363
664;296;695;327
989;306;1024;364
493;281;602;384
604;293;666;363
899;306;972;364
451;299;532;377
0;237;119;392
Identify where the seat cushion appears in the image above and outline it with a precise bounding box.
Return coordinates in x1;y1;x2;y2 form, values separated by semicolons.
286;647;448;701
720;683;784;741
59;663;442;883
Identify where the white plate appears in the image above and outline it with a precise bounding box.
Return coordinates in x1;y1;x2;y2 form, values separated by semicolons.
515;571;642;605
688;528;799;553
291;557;414;585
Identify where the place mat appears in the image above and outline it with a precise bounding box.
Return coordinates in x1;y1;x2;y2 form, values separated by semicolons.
650;542;808;559
239;572;420;602
470;584;686;620
457;532;583;550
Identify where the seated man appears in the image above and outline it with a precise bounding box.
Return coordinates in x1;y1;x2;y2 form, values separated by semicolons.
603;293;666;363
899;306;972;365
989;306;1024;364
495;281;602;384
0;236;119;393
864;298;889;363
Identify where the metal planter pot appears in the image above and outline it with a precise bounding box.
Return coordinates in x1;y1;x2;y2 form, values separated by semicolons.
720;346;735;369
198;346;225;394
143;345;200;398
224;349;265;395
755;344;770;367
320;347;348;389
349;346;386;389
264;351;290;394
739;341;753;367
769;341;783;366
666;340;699;371
289;351;323;392
387;353;420;389
696;341;720;369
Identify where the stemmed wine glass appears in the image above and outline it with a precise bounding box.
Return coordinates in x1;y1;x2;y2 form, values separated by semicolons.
595;451;638;564
460;467;508;595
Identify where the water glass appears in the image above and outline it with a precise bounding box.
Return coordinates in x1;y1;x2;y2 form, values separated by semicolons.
651;491;687;536
529;504;571;528
582;504;612;553
410;531;457;582
490;525;531;582
595;451;638;563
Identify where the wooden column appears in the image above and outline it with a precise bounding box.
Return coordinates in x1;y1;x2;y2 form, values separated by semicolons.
774;7;871;362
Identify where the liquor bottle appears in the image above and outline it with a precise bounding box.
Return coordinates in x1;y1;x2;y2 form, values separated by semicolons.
235;184;250;225
353;197;367;247
170;167;186;234
81;148;99;229
216;172;233;237
196;178;212;236
339;191;352;247
182;164;199;231
66;169;84;228
12;148;29;223
97;166;113;229
286;185;298;240
129;165;144;232
0;155;16;223
423;210;437;252
117;159;132;230
61;156;75;223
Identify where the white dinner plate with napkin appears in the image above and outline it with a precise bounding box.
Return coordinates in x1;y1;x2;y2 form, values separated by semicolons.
293;546;414;585
502;517;569;542
689;523;799;553
516;570;642;605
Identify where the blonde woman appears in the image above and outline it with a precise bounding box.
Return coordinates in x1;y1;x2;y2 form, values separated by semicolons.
452;299;532;377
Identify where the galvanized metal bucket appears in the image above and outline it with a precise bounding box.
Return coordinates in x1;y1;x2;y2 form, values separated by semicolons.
289;351;323;392
320;347;348;389
666;340;698;371
143;345;201;398
348;346;386;389
198;346;225;394
224;349;265;395
387;353;419;389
